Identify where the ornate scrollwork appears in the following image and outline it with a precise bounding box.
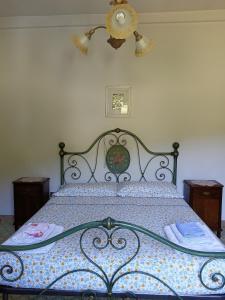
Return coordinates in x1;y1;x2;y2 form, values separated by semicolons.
79;225;141;294
92;228;110;250
84;227;129;252
76;223;184;299
0;251;24;282
110;228;127;250
104;172;116;182
38;222;183;299
199;258;225;291
108;134;118;146
64;154;95;183
117;172;131;182
140;155;173;182
65;155;82;182
68;156;79;168
118;133;128;146
155;167;173;181
60;129;178;184
104;171;131;183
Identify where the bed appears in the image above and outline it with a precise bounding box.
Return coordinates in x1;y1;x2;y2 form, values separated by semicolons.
1;128;225;300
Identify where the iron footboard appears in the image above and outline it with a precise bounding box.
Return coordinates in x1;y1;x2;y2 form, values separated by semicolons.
1;217;225;300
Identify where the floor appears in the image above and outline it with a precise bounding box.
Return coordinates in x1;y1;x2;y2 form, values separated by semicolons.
0;217;14;244
1;217;225;299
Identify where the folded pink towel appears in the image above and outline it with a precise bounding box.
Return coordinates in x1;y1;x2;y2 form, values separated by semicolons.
24;223;50;238
3;223;64;254
11;223;56;244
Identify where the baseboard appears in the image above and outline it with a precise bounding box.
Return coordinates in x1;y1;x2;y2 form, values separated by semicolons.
0;215;13;221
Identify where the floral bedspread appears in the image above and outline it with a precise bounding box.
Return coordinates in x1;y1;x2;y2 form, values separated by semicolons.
1;196;225;296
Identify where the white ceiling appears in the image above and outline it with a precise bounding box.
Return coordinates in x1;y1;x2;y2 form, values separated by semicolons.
0;0;225;17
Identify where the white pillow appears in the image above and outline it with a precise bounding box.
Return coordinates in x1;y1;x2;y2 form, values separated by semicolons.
53;182;117;197
117;181;182;198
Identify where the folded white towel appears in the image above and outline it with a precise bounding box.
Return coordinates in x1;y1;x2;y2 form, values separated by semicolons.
10;223;56;244
3;223;64;254
170;223;213;245
164;224;225;252
175;221;205;237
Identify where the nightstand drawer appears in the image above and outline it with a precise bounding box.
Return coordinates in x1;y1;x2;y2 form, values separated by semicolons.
14;185;41;198
192;189;220;200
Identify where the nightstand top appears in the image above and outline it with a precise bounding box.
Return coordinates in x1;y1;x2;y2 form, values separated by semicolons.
13;177;49;184
184;180;223;188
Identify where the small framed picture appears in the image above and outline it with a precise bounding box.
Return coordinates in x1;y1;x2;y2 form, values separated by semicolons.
106;85;131;118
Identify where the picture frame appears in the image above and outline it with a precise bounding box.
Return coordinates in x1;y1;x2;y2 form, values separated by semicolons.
105;85;131;118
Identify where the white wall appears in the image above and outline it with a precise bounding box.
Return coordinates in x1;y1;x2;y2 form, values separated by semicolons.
0;11;225;217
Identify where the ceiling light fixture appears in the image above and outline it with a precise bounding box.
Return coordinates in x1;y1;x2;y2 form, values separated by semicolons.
72;0;153;57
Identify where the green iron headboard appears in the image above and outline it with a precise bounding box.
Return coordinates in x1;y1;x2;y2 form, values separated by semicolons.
58;128;179;186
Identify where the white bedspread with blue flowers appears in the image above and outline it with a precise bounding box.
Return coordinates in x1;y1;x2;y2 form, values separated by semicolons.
1;196;225;296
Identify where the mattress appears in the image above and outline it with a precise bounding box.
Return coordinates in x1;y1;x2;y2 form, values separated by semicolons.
1;196;225;296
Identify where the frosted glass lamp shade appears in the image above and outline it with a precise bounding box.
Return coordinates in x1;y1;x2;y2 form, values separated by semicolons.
134;32;154;57
106;4;138;39
72;34;90;55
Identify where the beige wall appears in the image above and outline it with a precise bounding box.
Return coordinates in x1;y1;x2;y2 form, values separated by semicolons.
0;11;225;217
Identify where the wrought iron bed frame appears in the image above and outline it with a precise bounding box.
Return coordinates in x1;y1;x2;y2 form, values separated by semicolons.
0;128;225;300
58;128;179;185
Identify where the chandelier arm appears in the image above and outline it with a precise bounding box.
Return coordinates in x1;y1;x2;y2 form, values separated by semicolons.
133;31;142;42
87;26;107;39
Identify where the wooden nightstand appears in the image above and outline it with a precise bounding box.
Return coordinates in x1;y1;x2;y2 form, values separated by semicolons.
13;177;50;230
184;180;223;238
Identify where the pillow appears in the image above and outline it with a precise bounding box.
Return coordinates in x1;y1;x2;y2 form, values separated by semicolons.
117;181;182;198
53;182;117;197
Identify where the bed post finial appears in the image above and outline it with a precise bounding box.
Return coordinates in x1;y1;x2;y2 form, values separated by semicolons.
102;217;116;230
172;142;179;185
172;142;179;156
59;142;65;156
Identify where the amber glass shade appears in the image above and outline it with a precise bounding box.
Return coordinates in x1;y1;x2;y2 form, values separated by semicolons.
135;34;154;57
72;34;90;55
106;4;138;39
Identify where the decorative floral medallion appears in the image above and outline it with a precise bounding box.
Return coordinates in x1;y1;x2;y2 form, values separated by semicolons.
106;145;130;174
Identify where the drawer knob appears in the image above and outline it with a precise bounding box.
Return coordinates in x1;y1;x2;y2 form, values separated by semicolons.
202;191;210;196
